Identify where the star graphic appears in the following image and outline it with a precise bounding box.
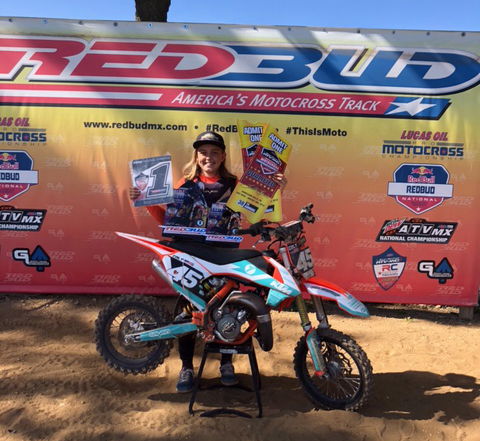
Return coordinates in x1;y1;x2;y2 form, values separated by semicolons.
386;98;436;116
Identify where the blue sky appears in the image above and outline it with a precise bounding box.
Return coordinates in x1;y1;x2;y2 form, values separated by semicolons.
1;0;478;32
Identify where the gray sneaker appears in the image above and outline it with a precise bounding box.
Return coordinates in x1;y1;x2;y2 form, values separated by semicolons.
176;368;194;394
220;363;239;386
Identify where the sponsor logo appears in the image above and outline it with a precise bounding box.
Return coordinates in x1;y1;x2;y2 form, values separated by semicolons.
13;245;51;272
313;236;330;246
3;272;33;283
312;166;344;177
372;247;406;291
376;218;457;244
46;182;64;192
46;205;73;215
0;36;477;95
94;254;111;263
0;151;39;202
270;280;293;295
387;163;453;214
352;239;381;249
92;208;110;217
88;231;118;241
132;252;154;263
360;217;376;227
418;258;454;284
281;190;298;200
49;251;75;261
363;170;380;180
445;196;474;206
43;157;73;168
236;200;258;213
89;275;121;284
139;275;157;283
0;205;46;231
244;264;257;275
355;193;387;203
51;273;68;283
350;282;378;292
439;242;469;252
382;139;464;159
48;229;65;239
86;184;118;194
316;191;334;200
435;286;464;296
0;130;47;145
313;258;338;268
316;214;342;223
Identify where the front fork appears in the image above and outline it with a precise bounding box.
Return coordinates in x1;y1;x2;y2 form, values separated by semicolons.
279;246;329;376
295;295;329;376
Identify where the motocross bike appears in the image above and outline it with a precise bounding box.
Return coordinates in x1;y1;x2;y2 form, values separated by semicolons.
94;204;374;411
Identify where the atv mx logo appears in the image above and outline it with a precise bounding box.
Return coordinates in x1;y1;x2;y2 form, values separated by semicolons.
372;247;406;291
13;245;51;272
387;164;453;214
0;151;39;202
376;218;457;244
418;258;454;284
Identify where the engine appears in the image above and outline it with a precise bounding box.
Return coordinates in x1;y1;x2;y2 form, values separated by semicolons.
212;305;249;342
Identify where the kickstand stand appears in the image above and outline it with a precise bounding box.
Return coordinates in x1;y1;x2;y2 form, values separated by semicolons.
188;338;262;418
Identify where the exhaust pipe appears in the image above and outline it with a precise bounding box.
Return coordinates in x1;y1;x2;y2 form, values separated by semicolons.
152;259;175;290
226;292;274;352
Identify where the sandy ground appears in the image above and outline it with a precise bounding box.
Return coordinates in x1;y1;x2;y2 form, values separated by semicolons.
0;294;479;441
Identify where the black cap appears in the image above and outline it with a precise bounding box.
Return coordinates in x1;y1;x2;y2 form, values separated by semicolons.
193;131;226;150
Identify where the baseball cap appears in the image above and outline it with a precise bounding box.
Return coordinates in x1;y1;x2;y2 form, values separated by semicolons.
193;131;226;150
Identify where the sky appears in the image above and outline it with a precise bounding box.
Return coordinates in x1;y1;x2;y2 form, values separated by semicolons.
1;0;479;32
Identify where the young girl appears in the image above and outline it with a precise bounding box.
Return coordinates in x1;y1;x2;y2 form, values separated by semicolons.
130;131;286;393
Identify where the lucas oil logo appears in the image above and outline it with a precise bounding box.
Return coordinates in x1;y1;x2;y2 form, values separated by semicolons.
387;164;453;214
0;151;39;202
372;247;406;291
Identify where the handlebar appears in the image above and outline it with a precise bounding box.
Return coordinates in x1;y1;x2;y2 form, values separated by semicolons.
237;204;317;239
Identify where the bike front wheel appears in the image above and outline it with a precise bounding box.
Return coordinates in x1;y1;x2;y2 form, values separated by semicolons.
293;328;374;411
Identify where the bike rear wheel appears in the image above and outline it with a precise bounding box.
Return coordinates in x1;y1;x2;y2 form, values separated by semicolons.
94;295;174;375
293;328;373;411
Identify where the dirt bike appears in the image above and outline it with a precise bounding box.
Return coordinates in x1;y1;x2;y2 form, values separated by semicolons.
94;204;374;411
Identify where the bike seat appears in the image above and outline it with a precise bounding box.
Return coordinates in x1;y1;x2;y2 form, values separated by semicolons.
160;240;262;265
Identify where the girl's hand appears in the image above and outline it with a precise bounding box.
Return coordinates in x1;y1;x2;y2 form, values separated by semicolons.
273;173;288;192
129;187;141;200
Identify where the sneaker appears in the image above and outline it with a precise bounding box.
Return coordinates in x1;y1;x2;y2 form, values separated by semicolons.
176;368;194;394
220;363;239;386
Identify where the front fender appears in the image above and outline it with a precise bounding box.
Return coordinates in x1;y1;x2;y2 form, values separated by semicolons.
301;276;369;318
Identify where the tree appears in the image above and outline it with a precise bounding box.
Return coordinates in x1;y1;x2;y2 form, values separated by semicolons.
135;0;171;22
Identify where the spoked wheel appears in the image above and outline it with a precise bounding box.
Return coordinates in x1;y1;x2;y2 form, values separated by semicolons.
293;328;374;411
94;295;174;375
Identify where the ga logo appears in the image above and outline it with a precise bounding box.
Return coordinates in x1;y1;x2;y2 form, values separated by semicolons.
13;245;51;272
418;258;454;284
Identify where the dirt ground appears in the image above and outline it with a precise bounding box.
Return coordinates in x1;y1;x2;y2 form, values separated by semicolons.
0;294;479;441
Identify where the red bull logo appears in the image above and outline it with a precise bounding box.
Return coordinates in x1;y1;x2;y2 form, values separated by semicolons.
0;152;16;162
411;166;434;175
0;152;18;170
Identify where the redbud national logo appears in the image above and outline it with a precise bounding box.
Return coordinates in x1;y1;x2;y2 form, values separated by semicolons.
387;163;453;214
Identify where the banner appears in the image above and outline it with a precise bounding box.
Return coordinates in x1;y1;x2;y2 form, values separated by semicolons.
0;17;478;306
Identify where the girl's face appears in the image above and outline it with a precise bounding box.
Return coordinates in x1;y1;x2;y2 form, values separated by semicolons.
196;144;226;177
